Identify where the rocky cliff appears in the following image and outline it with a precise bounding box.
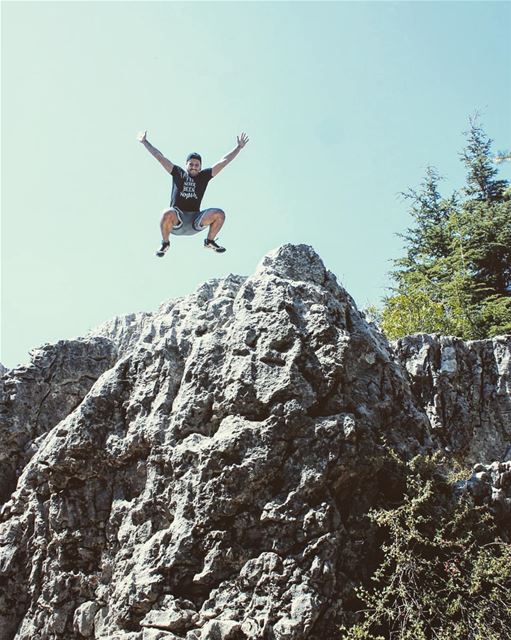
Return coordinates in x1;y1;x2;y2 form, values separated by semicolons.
1;244;510;640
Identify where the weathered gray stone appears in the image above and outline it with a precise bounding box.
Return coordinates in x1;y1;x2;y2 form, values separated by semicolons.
140;595;198;632
465;460;511;520
393;333;511;464
0;337;117;504
0;244;509;640
74;601;100;637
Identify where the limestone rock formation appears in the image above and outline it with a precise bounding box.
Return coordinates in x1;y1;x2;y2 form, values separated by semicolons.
394;334;511;465
0;338;117;503
466;460;511;523
0;244;509;640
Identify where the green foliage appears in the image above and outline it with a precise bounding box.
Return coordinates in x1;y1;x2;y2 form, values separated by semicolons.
460;114;508;202
381;116;511;340
340;453;511;640
494;150;511;165
477;295;511;336
380;273;453;338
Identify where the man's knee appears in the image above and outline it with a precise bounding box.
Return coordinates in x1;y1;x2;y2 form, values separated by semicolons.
161;208;178;223
212;208;225;221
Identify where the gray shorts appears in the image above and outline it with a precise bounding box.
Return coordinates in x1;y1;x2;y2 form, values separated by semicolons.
171;207;212;237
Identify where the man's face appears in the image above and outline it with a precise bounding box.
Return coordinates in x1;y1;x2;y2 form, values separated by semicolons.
186;159;201;177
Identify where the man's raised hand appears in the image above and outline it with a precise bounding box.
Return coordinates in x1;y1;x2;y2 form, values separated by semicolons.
237;132;249;149
137;130;147;143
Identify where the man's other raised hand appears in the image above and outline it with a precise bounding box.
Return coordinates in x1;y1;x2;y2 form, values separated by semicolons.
237;132;249;149
137;130;147;143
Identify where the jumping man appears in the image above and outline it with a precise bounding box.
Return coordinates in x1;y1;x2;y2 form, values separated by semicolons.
137;131;249;256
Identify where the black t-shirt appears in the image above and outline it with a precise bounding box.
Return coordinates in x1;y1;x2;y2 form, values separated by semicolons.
170;165;214;212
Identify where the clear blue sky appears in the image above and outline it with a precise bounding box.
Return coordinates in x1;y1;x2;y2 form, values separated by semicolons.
2;1;510;368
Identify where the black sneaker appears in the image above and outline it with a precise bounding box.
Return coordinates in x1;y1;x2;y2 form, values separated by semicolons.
156;241;170;257
204;238;226;253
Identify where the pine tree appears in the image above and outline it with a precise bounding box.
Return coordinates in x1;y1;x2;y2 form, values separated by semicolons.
381;116;511;340
460;114;508;202
398;166;453;264
458;117;511;299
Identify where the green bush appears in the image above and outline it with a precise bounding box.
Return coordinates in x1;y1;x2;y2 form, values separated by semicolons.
340;453;511;640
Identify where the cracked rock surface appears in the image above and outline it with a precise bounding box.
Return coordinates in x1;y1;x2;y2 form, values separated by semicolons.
0;244;509;640
465;460;511;521
394;333;511;464
0;338;117;503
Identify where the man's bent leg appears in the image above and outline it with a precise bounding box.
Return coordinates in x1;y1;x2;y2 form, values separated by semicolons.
199;208;226;241
199;208;226;253
160;208;179;242
156;208;179;257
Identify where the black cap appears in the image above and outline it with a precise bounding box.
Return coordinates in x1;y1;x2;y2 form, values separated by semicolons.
186;152;202;163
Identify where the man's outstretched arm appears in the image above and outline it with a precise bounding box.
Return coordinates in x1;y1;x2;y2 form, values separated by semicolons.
212;132;249;177
137;130;174;175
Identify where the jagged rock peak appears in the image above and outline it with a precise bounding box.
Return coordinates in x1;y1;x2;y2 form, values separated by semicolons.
255;243;330;285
